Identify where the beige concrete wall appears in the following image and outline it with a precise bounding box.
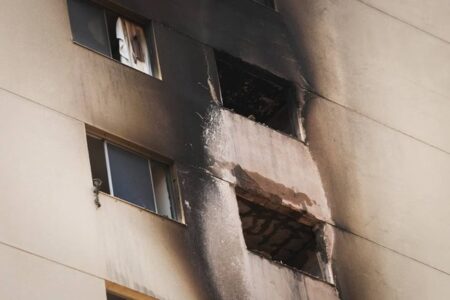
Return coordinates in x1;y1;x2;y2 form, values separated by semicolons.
0;243;106;300
278;0;450;298
361;0;450;43
333;230;450;300
97;193;209;300
0;90;209;299
0;89;105;277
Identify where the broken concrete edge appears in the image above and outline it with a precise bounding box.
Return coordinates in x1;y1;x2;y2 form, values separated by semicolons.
232;164;322;221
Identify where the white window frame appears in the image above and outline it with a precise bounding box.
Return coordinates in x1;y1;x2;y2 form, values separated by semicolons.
104;141;175;218
87;130;181;221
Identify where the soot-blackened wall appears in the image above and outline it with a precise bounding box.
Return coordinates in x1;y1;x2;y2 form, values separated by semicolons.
0;0;340;299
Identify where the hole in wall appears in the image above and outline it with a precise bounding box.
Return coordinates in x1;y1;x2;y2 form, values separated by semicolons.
237;194;324;277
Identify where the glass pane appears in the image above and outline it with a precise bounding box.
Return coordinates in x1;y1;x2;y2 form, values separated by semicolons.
86;136;110;193
151;161;175;219
67;0;111;56
107;143;156;211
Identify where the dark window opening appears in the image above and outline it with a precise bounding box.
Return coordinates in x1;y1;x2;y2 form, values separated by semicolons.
237;195;323;278
215;51;296;136
67;0;157;76
86;134;178;220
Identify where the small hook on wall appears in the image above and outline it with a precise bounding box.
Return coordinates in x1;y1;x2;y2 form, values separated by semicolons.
93;178;103;208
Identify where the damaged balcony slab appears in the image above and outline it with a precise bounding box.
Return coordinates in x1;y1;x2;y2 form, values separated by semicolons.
203;107;332;224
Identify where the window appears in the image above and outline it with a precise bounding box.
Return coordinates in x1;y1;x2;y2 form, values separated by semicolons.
237;194;324;278
67;0;158;76
87;134;178;220
215;50;297;136
254;0;276;9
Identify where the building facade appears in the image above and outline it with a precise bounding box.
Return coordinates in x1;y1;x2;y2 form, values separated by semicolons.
0;0;448;300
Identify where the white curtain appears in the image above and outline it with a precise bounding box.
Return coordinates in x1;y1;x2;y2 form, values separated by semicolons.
116;17;151;75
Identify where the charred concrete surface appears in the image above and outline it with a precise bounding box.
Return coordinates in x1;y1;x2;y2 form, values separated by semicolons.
0;0;340;299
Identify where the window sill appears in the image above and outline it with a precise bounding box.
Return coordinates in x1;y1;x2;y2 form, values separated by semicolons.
98;191;186;227
72;41;162;81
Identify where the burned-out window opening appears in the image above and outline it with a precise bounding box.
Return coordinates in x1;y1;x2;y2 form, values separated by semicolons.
67;0;159;76
237;194;325;279
214;50;297;136
86;134;179;221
